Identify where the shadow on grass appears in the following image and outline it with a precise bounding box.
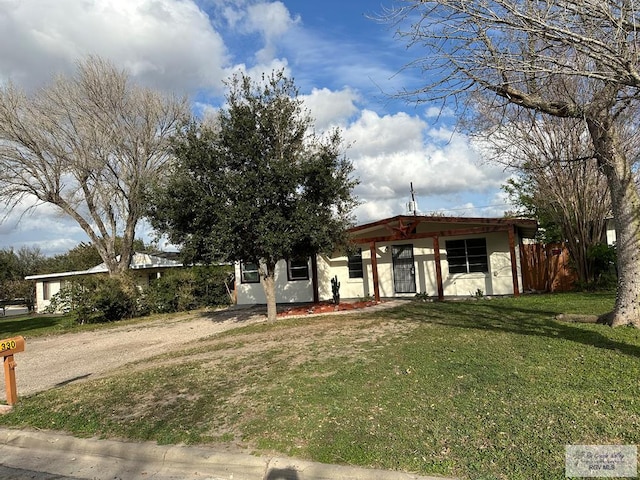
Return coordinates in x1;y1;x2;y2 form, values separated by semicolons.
381;301;640;358
0;315;63;337
196;305;267;324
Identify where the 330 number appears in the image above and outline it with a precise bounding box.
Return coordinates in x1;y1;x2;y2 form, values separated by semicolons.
0;340;16;352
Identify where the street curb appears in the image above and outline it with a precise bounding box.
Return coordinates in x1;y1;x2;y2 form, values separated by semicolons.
0;428;457;480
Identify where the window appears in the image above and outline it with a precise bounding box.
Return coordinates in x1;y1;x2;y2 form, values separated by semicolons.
43;281;51;301
240;262;260;283
287;257;309;281
148;272;161;284
347;249;363;278
445;238;488;274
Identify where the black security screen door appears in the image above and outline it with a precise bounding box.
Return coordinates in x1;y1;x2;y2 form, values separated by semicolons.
392;244;416;293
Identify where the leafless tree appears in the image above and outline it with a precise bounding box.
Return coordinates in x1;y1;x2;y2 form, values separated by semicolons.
478;105;612;286
0;56;189;275
386;0;640;326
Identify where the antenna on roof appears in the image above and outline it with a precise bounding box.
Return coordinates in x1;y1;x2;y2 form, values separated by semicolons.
407;182;418;216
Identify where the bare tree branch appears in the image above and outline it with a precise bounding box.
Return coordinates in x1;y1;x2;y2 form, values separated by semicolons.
384;0;640;326
0;56;190;274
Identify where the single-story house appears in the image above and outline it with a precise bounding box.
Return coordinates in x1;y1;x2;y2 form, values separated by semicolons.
235;215;538;305
25;252;183;313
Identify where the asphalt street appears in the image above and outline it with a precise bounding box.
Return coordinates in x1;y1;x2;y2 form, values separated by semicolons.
0;465;84;480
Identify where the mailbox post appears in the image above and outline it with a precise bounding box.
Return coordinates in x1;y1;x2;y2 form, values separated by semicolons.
1;336;25;406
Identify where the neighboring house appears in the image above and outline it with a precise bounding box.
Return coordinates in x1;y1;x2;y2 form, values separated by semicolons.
25;252;183;313
235;215;538;305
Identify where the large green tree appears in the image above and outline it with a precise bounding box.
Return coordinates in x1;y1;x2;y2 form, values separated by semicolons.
0;246;47;310
387;0;640;326
148;71;358;321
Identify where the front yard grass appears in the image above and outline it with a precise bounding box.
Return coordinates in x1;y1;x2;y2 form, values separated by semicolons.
2;292;639;479
0;311;185;339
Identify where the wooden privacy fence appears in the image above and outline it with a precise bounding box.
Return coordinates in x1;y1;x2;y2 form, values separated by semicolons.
520;243;576;293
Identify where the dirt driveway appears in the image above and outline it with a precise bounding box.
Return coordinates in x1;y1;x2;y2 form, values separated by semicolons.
2;307;268;402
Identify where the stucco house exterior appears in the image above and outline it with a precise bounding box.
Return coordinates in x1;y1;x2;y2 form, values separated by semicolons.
235;215;538;305
25;252;183;313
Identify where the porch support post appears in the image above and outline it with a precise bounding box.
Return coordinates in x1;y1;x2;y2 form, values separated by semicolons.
369;241;381;302
433;236;444;301
508;225;520;297
311;255;319;303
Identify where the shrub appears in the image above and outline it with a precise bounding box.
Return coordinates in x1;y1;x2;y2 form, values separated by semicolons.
45;266;233;322
573;243;617;291
142;265;233;314
46;275;139;324
92;276;138;321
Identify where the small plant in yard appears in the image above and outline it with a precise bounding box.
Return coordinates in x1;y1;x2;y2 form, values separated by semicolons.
331;275;340;305
471;288;484;298
2;291;638;480
414;291;430;301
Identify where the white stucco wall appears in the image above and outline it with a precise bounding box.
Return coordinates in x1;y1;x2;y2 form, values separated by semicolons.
438;232;519;296
235;232;525;305
235;259;315;305
317;255;366;301
352;237;519;298
34;279;63;313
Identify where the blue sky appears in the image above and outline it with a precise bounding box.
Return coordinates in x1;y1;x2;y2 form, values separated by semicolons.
0;0;514;256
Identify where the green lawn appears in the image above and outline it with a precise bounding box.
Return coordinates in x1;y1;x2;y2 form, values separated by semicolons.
0;311;176;339
0;313;75;338
2;292;639;480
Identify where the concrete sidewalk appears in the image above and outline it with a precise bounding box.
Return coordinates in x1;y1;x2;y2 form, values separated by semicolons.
0;428;457;480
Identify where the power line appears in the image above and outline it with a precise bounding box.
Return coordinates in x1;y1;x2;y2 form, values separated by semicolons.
429;202;517;212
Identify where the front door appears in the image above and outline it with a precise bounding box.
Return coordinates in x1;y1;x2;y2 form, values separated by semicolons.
392;244;416;293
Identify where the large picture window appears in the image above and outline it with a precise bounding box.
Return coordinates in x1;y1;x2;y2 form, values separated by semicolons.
287;257;309;281
347;249;363;278
240;262;260;283
445;238;488;274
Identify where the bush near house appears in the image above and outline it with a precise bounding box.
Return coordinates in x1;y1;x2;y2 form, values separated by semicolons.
46;275;139;324
46;266;233;323
141;266;233;314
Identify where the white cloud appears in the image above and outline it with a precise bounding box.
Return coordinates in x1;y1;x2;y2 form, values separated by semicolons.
355;200;397;223
424;105;455;119
347;110;425;157
243;1;300;63
302;87;360;130
246;2;299;38
0;0;229;94
0;198;88;255
0;0;516;252
340;110;512;223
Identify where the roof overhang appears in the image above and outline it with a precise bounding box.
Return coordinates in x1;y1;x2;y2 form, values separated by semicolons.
348;215;538;244
25;252;184;282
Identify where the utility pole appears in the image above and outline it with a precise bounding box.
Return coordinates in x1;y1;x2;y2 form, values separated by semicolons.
409;182;417;216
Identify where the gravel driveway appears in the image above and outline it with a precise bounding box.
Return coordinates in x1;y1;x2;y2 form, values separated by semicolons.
1;307;268;402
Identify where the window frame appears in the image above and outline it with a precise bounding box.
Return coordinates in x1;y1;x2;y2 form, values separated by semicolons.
240;262;260;284
445;238;489;274
347;248;364;279
42;281;51;301
287;257;310;281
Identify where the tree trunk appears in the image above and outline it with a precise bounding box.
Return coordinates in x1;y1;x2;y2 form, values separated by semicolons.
588;118;640;327
262;261;278;322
